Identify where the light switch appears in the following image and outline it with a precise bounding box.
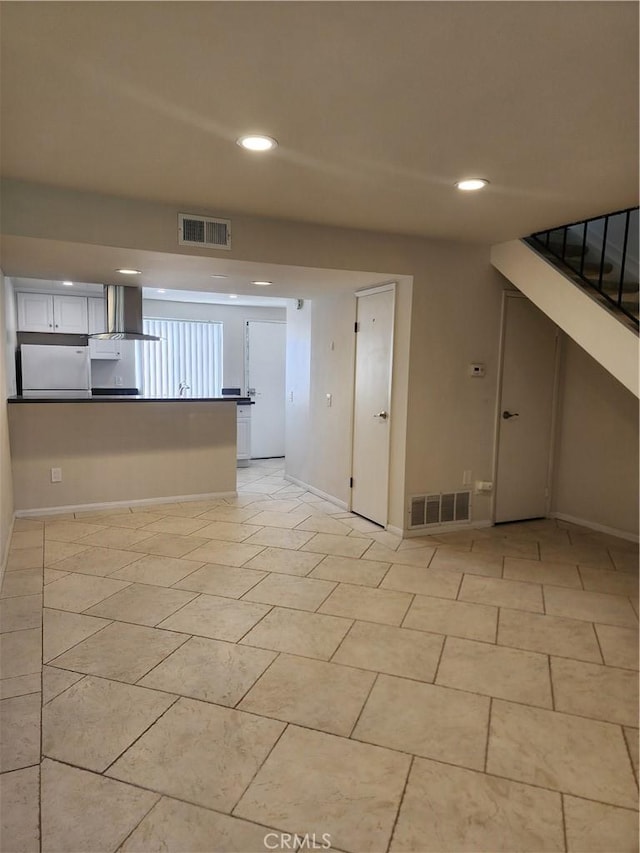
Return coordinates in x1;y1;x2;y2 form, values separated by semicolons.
326;393;332;407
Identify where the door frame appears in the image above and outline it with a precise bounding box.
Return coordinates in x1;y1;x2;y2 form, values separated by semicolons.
244;319;287;458
491;291;562;523
349;281;396;525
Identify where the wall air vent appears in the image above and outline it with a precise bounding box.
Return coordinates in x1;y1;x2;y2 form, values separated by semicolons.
408;490;471;529
178;214;231;250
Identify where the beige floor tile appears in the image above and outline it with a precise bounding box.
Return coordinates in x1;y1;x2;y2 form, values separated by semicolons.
0;594;42;632
295;515;353;535
544;586;638;627
6;547;43;572
243;546;323;576
88;510;167;529
193;505;261;524
579;566;639;598
134;501;209;518
190;520;263;542
42;666;84;704
381;563;461;599
364;541;435;567
85;583;198;626
173;563;266;597
609;549;639;574
41;758;159;853
503;556;582;588
44;573;129;613
0;692;41;772
368;530;405;549
13;519;44;532
74;506;137;520
44;520;106;542
301;533;372;558
319;582;412;626
0;673;39;703
158;593;269;641
551;657;639;726
243;526;315;550
0;628;42;679
403;594;498;642
245;510;313;529
239;654;375;735
471;537;540;559
309;554;390;587
595;624;639;670
1;568;42;599
121;796;276;853
136;516;209;536
43;675;175;771
43;607;111;662
240;606;352;660
391;757;563;853
74;526;156;549
140;636;275;706
44;539;88;567
108;698;285;811
429;546;503;577
180;539;266;567
540;542;614;570
247;499;302;514
353;674;490;770
564;796;639;853
0;766;40;853
243;572;335;611
235;725;410;853
51;621;187;682
9;530;44;551
48;545;141;576
498;609;602;662
332;620;443;681
223;493;266;507
110;553;203;586
460;574;544;613
437;636;553;707
43;569;70;585
487;700;638;808
623;727;638;777
126;532;209;558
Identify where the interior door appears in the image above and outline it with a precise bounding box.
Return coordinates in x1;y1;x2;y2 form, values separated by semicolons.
351;286;395;526
246;320;286;458
494;293;559;522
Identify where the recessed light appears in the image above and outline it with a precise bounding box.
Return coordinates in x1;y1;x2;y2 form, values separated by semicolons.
455;178;489;191
229;294;238;299
237;135;278;152
251;280;272;287
210;274;228;279
116;268;142;275
62;281;73;287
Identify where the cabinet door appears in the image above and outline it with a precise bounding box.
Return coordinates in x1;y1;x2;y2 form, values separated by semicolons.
87;297;106;334
16;292;54;332
53;296;88;333
236;407;251;461
89;339;121;360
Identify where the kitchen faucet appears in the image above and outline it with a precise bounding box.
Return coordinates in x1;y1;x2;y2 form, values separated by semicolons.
178;380;190;397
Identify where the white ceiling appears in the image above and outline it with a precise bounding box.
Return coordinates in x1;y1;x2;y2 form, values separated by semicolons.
1;1;638;291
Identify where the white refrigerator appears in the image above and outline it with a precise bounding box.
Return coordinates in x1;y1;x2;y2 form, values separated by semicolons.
21;344;91;398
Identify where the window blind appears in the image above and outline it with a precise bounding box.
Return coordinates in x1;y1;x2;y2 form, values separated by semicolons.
136;317;223;398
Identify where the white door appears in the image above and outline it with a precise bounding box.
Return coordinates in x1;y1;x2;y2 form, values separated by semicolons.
351;286;395;526
246;321;286;458
494;294;558;523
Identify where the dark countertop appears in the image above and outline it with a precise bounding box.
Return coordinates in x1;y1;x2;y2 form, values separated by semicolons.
9;396;254;404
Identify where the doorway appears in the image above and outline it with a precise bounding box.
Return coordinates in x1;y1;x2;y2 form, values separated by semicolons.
494;293;559;523
351;285;395;526
245;320;286;459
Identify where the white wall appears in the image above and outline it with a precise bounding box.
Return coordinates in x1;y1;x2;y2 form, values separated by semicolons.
0;272;15;570
552;337;639;536
144;299;286;393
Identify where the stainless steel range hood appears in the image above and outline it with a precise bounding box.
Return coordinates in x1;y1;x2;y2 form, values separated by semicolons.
89;285;160;341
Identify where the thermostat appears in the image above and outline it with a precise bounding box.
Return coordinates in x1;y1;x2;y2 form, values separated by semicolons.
469;363;485;377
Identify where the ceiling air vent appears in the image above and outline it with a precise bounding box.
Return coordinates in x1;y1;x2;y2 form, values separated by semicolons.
409;490;471;529
178;214;231;250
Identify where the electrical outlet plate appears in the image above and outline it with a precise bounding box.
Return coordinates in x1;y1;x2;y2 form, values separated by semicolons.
51;467;62;483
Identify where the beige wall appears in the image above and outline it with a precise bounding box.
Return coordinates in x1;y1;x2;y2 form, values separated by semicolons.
0;273;16;565
552;338;639;536
9;401;237;512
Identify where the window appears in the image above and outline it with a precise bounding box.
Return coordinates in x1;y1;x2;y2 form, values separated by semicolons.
136;317;223;398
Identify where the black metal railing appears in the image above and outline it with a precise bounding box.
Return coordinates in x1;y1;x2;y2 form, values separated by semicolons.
526;206;639;328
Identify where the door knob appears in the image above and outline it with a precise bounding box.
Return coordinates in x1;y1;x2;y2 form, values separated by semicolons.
502;410;520;419
374;411;389;420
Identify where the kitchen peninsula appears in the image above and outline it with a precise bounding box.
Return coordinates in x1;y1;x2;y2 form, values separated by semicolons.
8;397;250;514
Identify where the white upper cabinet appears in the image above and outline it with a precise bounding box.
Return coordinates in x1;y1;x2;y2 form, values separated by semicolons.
87;297;106;334
17;292;89;334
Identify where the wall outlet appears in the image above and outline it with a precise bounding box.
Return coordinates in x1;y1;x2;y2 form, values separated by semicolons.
475;480;493;494
115;376;123;386
326;393;332;407
51;467;62;483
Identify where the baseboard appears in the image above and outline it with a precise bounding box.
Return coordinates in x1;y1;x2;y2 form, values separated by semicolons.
394;519;494;538
0;513;16;592
283;475;348;511
551;512;639;544
14;491;238;518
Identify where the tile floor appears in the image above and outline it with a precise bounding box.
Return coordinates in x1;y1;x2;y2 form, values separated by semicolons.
0;459;638;852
